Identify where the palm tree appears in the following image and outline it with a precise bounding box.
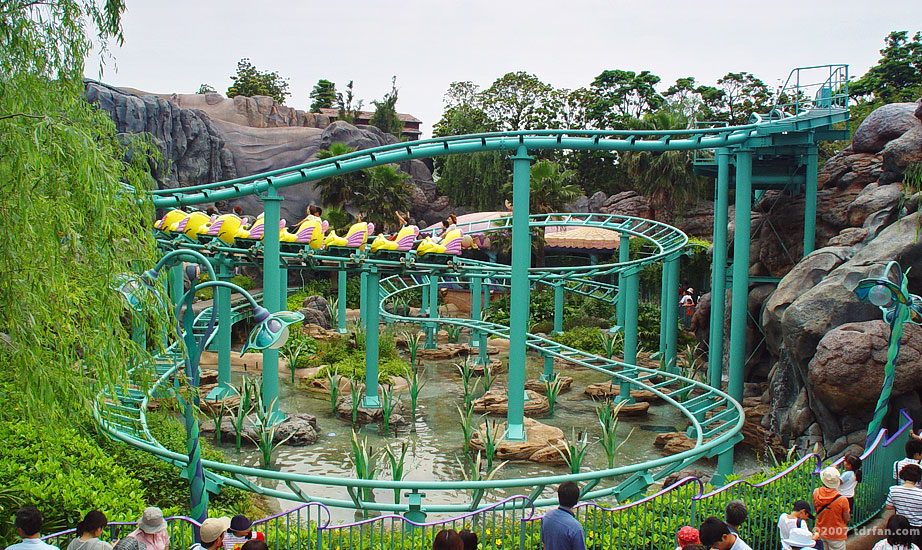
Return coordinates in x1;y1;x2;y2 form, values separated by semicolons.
312;142;366;207
501;160;581;265
619;105;705;220
354;164;413;232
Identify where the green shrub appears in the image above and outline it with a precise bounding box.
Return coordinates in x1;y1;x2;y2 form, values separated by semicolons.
550;326;607;356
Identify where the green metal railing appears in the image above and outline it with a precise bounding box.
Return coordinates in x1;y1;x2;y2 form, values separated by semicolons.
51;410;913;549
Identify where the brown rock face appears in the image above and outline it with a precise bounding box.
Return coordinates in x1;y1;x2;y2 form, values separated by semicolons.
469;417;567;464
818;149;883;190
472;389;550;416
600;191;651;218
524;376;573;393
852;103;922;154
808;321;922;415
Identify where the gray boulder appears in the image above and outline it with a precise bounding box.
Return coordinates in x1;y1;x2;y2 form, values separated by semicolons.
300;295;332;329
881;125;922;184
201;413;319;446
846;182;903;227
588;191;609;213
852;102;922;154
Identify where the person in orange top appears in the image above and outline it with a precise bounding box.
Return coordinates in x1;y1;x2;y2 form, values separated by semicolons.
813;466;851;550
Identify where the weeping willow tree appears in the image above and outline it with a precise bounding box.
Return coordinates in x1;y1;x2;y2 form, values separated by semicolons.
0;0;170;420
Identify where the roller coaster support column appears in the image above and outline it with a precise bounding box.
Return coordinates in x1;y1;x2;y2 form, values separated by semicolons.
337;270;347;334
804;143;819;256
261;184;283;421
169;264;184;307
425;275;438;349
663;253;680;373
471;276;488;366
207;262;234;399
718;147;753;479
708;149;730;389
507;145;532;441
619;266;639;403
553;284;564;335
616;223;631;329
360;272;368;324
420;275;429;315
363;267;381;408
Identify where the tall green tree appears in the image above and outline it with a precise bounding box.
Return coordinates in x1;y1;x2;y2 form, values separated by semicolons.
309;79;337;111
370;76;403;137
716;72;771;125
481;71;560;130
335;80;363;124
313;142;364;207
433;81;507;210
588;69;665;127
226;58;290;104
851;31;922;103
1;0;169;419
620;105;705;219
356;164;413;231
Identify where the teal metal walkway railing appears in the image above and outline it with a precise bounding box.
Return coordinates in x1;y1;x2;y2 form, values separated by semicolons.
48;410;913;550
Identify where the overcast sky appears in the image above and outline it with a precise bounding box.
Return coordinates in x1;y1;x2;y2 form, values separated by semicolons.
86;0;918;138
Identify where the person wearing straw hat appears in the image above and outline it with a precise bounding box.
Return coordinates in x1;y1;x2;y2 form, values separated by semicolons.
190;518;230;550
813;466;851;550
781;526;819;549
127;508;169;550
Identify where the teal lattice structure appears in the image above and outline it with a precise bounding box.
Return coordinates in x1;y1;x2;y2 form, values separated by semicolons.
97;65;851;517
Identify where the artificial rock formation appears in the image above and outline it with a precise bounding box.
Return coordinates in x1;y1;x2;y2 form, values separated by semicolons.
472;389;550;416
201;413;319;446
299;295;332;329
469;418;567;465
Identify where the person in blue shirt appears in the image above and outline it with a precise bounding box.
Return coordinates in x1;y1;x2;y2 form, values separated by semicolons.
541;482;586;550
5;508;59;550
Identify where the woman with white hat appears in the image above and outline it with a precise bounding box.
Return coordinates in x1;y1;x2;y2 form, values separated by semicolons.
128;508;169;550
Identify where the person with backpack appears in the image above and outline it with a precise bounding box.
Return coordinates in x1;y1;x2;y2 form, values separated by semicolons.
778;500;815;550
813;466;851;550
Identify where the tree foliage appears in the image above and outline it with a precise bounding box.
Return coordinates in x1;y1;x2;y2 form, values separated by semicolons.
588;69;665;126
0;1;170;420
358;164;413;231
370;76;403;137
481;72;560;131
336;80;363;124
851;31;922;103
433;82;507;210
226;58;290;104
310;79;337;111
313;142;364;207
197;83;216;94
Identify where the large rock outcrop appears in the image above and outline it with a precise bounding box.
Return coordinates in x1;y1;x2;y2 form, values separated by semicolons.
86;85;447;226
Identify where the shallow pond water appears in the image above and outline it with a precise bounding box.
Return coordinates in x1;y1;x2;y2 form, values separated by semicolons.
219;340;759;523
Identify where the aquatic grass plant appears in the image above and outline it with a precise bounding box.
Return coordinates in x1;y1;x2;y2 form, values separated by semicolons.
327;297;339;330
245;378;293;468
229;379;254;452
595;398;633;469
458;404;475;453
404;364;426;431
201;396;228;444
555;429;591;474
350;430;380;502
543;374;563;415
598;331;622;360
349;379;363;424
478;419;506;471
457;451;508;506
456;357;480;411
400;329;423;368
383;441;409;504
379;384;398;433
324;367;342;414
280;330;315;383
445;324;462;344
481;360;497;392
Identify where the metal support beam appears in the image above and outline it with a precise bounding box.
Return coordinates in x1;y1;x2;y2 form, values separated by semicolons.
261;185;283;421
663;254;680;373
363;268;381;408
616;226;630;327
169;264;184;309
419;275;429;315
425;275;438;349
506;145;532;441
803;143;819;256
620;267;639;403
207;263;233;399
359;271;368;324
708;149;730;389
553;284;564;335
718;147;753;479
471;276;484;365
337;269;347;334
541;355;554;382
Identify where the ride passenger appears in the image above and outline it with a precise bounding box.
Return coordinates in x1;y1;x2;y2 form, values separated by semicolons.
434;214;457;244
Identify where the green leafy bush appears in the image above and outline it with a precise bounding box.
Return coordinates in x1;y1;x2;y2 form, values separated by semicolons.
550;326;607;356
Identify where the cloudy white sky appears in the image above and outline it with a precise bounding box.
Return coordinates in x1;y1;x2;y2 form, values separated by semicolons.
86;0;918;138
